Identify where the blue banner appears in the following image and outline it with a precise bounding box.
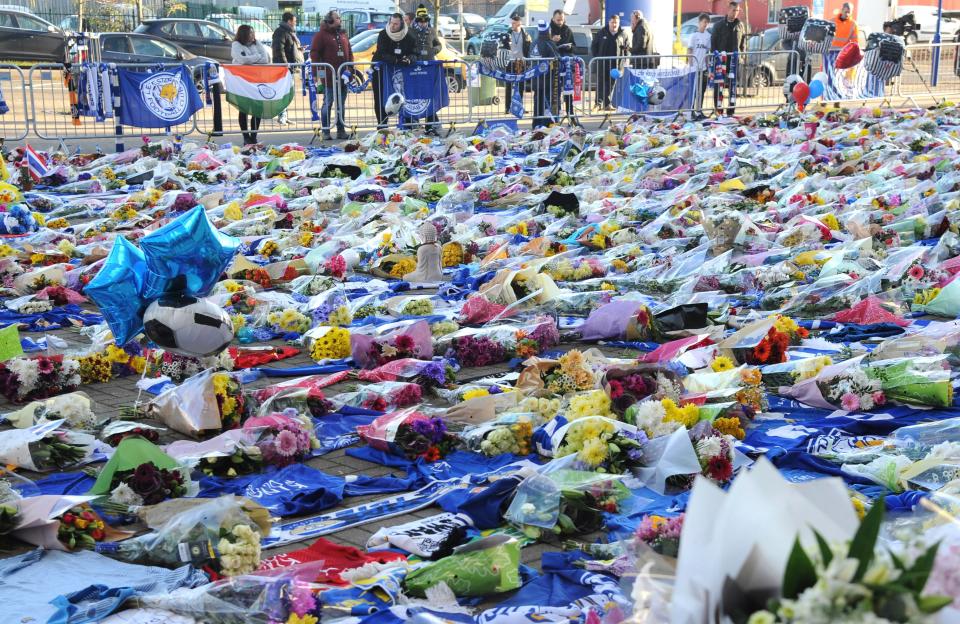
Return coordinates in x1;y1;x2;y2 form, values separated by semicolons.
116;65;202;129
198;463;345;516
612;66;697;113
381;61;449;120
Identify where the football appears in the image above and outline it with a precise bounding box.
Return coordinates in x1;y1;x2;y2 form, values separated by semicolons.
647;85;666;106
385;93;405;116
143;294;233;357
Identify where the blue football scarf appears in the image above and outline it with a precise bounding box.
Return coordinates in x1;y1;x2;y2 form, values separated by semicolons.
116;65;202;129
822;322;906;343
437;474;524;530
509;86;524;119
23;471;95;496
312;409;381;456
381;61;449;120
198;464;345;516
475;60;553;83
0;79;8;115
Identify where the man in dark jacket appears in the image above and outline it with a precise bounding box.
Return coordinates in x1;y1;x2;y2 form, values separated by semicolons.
532;20;559;128
372;13;417;128
410;5;443;134
499;12;531;115
630;10;656;68
273;12;304;125
710;1;747;116
550;9;578;124
591;13;629;109
310;10;353;140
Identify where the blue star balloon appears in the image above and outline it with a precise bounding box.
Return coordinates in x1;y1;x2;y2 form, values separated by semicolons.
85;235;149;345
139;205;240;299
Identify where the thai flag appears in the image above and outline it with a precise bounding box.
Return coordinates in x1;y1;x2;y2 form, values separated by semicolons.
24;144;49;182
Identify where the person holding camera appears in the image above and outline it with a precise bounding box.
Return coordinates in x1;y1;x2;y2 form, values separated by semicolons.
373;13;416;128
310;10;353;140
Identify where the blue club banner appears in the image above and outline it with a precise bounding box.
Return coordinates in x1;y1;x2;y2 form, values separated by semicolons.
612;66;698;114
117;65;202;128
381;61;449;120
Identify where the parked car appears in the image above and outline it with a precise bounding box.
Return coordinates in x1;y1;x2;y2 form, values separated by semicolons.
85;32;215;87
0;9;67;63
340;9;392;34
467;22;509;56
437;15;465;40
442;12;486;39
349;29;379;49
741;27;790;89
351;35;468;93
135;19;235;63
206;13;274;55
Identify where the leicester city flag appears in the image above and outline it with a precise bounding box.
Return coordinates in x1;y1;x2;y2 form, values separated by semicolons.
117;65;202;128
382;61;449;120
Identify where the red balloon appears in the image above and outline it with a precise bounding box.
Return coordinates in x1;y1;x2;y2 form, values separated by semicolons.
835;41;863;69
792;81;810;111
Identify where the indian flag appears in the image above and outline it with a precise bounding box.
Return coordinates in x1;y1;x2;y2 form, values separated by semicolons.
220;65;294;119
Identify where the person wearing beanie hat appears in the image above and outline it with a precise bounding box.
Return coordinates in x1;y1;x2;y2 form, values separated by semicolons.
532;20;559;129
411;3;443;134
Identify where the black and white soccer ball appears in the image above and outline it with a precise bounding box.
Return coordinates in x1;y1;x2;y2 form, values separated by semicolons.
385;93;405;115
143;294;233;357
647;85;666;106
784;74;803;101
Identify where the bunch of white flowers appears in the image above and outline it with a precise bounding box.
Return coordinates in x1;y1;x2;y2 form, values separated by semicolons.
217;523;261;577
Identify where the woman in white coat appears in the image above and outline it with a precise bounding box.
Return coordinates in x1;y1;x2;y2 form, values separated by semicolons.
231;25;270;145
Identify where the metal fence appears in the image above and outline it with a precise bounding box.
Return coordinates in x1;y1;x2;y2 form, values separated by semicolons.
0;65;29;141
3;44;959;147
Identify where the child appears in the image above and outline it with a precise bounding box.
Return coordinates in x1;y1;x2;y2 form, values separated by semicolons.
689;13;712;119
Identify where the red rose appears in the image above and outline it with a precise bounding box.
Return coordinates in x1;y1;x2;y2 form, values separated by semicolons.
90;528;105;540
80;510;96;522
62;513;76;525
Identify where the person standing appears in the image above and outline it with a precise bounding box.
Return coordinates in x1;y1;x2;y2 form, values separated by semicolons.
550;9;578;124
710;1;746;117
591;13;629;110
688;13;712;119
410;5;443;134
532;20;559;128
310;10;352;140
832;3;858;50
272;12;304;126
232;25;269;145
629;10;656;69
372;13;416;128
500;12;531;115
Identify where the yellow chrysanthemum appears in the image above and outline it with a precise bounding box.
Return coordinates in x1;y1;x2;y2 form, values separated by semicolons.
389;257;416;278
710;356;735;373
774;315;800;335
820;213;840;231
590;234;607;249
32;213;45;227
287;614;319;624
0;244;16;257
713;416;745;440
129;356;146;374
611;259;629;273
231;314;246;331
662;398;699;428
577;437;608;466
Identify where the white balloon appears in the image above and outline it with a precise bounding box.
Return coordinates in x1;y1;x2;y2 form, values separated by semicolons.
812;71;828;85
143;295;233;357
783;74;803;100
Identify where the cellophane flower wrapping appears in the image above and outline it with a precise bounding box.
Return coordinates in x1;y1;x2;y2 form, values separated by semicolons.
357;407;459;461
331;381;423;412
350;319;434;369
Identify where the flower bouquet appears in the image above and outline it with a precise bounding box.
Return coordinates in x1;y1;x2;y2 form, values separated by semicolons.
245;411;315;468
438;318;560;368
603;366;683;415
551;416;649;473
464;417;535;457
666;422;739;491
332;381;423;412
0;420;89;471
96;496;268;576
308;287;352;326
1;391;98;430
635;513;685;558
247;373;345;419
0;355;81;403
303;326;352;362
137;572;320;624
356;357;458;389
543;257;607;283
3;491;133;551
107;462;188;506
358;409;460;462
505;461;630;541
265;307;311;336
746;503;950;624
350;320;433;369
516;349;602;397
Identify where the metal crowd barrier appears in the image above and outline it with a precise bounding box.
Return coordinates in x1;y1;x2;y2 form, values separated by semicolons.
899;42;960;103
466;57;580;127
0;64;29;141
29;63;198;141
585;54;699;117
726;49;801;112
336;60;472;133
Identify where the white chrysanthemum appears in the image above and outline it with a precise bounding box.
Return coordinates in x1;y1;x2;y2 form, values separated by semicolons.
109;482;144;507
695;436;723;459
